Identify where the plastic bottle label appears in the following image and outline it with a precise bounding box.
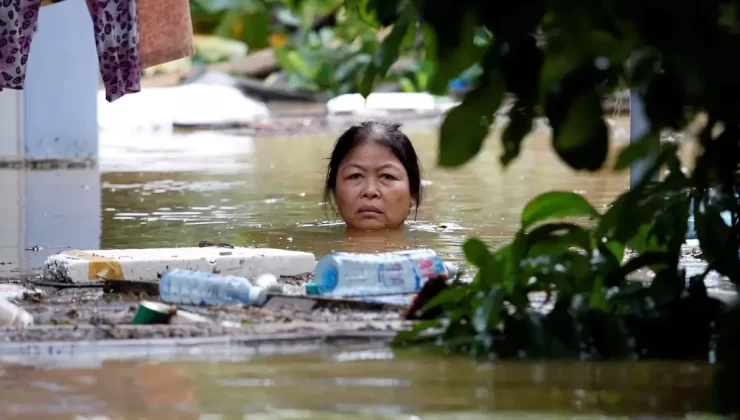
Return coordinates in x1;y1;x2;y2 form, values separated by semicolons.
377;262;408;288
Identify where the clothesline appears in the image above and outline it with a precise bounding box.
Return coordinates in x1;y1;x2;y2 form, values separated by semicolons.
0;0;194;102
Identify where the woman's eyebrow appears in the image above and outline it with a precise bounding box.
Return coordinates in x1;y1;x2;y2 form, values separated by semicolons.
341;162;401;171
340;163;365;171
377;163;403;171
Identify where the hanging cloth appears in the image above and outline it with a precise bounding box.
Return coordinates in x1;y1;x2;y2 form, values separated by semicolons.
1;0;142;102
87;0;141;101
0;0;42;91
137;0;194;69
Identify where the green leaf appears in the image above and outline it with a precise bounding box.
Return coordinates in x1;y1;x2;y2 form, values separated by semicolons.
194;0;264;13
649;268;684;305
544;63;615;172
374;21;410;76
694;200;740;282
539;53;577;99
399;77;416;92
368;0;400;26
589;277;608;310
359;65;377;97
644;67;686;130
614;132;659;171
359;12;411;97
240;8;271;50
274;47;313;78
525;223;592;255
462;237;491;267
392;319;442;346
552;91;609;171
604;241;625;263
418;286;467;315
479;0;544;38
500;35;543;105
194;34;248;63
521;191;599;228
420;3;487;94
472;285;506;334
437;105;489;167
500;101;534;166
438;53;505;167
605;251;672;287
629;223;665;254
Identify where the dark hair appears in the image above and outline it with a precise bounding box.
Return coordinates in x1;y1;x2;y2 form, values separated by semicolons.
323;120;423;218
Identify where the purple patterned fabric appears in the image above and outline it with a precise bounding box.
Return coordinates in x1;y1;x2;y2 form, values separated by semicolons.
0;0;41;90
0;0;141;102
90;0;141;102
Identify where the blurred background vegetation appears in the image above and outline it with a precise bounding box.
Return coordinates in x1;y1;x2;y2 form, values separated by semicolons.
150;0;464;98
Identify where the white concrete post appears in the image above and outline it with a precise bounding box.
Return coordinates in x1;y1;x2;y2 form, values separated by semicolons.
0;0;99;166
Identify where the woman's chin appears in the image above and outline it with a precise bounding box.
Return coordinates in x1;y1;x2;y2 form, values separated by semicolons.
347;219;401;231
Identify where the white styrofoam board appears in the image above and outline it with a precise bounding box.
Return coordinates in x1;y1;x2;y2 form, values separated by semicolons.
42;247;316;284
326;92;438;115
97;83;270;131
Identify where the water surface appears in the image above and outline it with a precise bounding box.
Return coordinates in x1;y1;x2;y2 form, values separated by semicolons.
0;346;716;419
99;121;629;266
0;118;726;418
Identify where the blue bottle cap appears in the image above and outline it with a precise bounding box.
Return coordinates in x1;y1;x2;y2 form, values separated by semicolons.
305;283;320;295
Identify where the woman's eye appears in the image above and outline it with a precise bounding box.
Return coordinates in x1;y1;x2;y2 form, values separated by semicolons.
348;173;362;180
380;174;396;180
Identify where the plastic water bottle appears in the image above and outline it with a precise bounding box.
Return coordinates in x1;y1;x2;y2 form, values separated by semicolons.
309;249;448;297
159;269;268;306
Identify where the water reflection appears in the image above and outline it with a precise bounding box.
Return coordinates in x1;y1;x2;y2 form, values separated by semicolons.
0;168;100;279
0;347;716;418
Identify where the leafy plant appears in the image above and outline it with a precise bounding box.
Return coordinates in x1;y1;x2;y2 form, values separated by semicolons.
273;27;377;95
191;0;274;51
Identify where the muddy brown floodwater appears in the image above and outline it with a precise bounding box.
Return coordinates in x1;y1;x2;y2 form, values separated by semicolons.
0;115;725;418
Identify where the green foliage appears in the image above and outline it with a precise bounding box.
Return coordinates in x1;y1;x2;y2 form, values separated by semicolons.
191;0;274;51
395;147;723;361
273;27;376;95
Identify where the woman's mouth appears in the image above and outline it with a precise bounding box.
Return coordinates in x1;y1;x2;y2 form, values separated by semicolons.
357;205;382;215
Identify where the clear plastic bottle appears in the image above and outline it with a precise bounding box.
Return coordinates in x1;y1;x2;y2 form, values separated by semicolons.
159;269;268;306
310;248;448;297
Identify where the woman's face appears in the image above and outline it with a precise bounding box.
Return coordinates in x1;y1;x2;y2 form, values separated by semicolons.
334;141;414;230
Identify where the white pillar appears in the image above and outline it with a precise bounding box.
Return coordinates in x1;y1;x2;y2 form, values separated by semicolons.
0;0;99;166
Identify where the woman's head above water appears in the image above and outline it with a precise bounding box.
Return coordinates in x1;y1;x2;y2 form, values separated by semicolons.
323;121;423;231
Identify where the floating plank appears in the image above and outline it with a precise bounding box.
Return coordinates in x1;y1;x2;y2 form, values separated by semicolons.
42;247;316;284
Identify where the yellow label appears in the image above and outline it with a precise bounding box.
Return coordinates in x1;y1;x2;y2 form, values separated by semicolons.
66;250;126;281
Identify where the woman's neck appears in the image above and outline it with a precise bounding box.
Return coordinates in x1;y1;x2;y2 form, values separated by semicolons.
341;226;408;253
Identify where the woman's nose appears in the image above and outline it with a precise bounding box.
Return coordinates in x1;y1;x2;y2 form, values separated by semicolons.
361;179;381;198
